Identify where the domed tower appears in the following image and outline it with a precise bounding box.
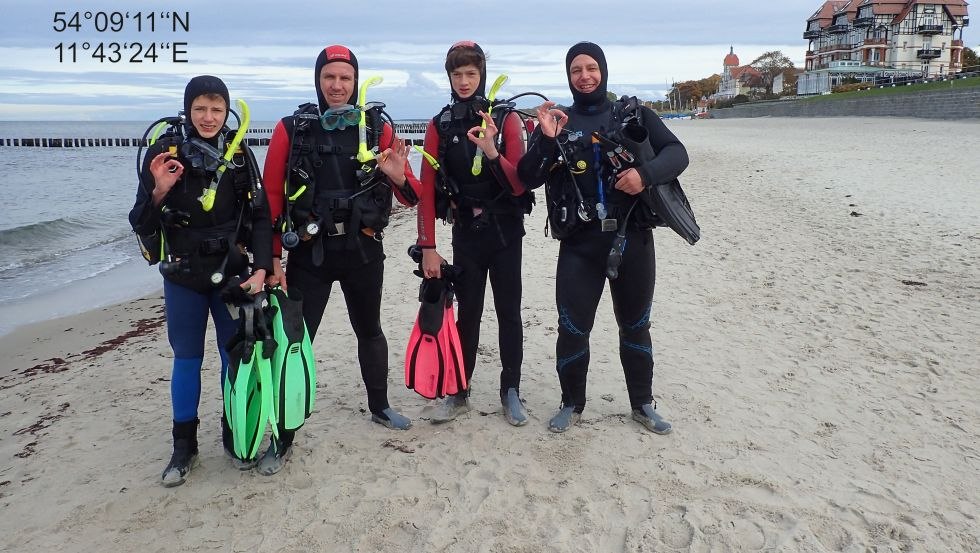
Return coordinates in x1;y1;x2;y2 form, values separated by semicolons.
720;46;740;98
724;46;740;70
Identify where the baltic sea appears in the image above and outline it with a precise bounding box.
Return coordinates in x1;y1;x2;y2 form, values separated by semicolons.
0;121;423;336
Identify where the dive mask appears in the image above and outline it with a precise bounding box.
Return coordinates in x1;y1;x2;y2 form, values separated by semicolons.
180;137;226;172
320;105;361;131
449;97;489;120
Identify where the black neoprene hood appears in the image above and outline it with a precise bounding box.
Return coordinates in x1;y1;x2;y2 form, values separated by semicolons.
565;41;609;108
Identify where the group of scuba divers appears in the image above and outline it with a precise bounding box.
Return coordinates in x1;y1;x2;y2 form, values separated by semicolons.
129;40;696;487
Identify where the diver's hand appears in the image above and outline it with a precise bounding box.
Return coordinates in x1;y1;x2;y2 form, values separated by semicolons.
149;152;184;206
614;168;645;195
241;269;267;295
379;137;408;185
265;258;287;292
535;101;567;138
467;111;500;159
421;249;444;279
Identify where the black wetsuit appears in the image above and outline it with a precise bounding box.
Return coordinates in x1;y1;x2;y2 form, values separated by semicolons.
129;134;273;423
517;99;688;412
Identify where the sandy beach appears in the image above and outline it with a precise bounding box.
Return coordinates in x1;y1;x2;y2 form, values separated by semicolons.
1;117;977;552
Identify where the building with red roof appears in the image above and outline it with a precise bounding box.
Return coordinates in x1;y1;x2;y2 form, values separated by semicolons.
717;47;767;98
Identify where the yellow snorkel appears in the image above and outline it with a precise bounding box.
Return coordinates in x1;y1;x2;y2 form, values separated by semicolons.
412;144;441;171
356;76;384;163
199;98;250;211
471;74;509;175
148;121;169;145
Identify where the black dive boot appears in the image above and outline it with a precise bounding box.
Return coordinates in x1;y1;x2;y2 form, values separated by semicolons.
161;418;199;487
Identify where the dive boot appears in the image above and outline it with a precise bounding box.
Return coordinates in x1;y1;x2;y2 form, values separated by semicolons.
430;394;472;423
257;434;293;476
501;388;528;427
548;406;581;433
161;418;199;487
632;403;672;435
371;407;412;430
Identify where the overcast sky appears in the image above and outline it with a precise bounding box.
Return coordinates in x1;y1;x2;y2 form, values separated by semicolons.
1;0;976;121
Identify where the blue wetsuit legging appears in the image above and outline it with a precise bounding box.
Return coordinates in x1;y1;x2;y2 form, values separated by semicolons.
163;279;238;423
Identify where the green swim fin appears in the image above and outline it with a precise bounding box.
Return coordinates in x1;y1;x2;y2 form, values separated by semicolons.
267;287;316;431
223;292;276;461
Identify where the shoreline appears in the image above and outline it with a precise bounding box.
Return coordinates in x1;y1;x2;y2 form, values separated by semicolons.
0;293;164;380
0;256;161;338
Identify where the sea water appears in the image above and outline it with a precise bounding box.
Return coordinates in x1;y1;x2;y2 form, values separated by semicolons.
0;121;423;336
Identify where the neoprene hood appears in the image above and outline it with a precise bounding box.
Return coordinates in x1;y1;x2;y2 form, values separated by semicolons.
314;45;359;113
565;42;609;108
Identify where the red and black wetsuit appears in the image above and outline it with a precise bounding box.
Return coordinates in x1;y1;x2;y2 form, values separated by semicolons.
416;100;527;399
264;116;420;423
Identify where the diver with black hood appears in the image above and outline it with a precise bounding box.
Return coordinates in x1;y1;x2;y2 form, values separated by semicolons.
130;75;273;486
517;42;689;434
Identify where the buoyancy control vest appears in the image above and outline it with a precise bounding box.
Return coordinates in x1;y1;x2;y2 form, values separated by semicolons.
133;122;268;293
277;103;393;260
431;99;533;225
543;96;667;239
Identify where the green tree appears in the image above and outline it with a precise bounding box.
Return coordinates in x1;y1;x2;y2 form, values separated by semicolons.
962;47;979;71
750;51;796;95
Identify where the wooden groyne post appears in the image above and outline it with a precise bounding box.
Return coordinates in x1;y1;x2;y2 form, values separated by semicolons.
0;122;430;148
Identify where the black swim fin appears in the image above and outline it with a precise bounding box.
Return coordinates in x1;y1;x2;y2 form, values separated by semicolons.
619;124;700;245
646;178;700;245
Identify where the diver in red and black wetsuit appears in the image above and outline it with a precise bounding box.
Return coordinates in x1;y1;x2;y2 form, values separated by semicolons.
261;45;421;475
416;41;531;426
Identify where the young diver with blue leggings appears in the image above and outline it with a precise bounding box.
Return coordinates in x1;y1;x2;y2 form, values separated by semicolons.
129;76;273;486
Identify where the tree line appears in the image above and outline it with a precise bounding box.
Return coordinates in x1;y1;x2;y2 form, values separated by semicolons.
665;51;799;110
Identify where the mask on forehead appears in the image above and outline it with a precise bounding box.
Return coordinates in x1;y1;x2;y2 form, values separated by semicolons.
565;41;609;108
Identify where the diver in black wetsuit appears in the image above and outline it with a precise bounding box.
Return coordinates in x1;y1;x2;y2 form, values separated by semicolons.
517;42;689;434
130;75;273;486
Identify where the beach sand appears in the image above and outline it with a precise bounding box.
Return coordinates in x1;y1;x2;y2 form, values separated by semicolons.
1;117;977;552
